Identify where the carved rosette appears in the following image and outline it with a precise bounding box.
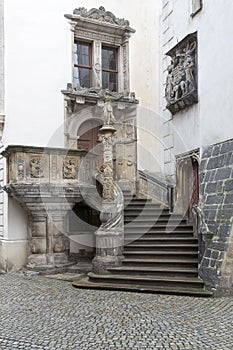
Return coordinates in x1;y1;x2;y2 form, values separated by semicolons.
165;32;198;114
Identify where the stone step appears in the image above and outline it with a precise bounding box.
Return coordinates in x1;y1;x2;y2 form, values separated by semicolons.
123;250;198;259
88;272;205;290
124;203;163;209
122;258;198;268
124;219;187;226
124;234;195;242
124;237;198;244
124;214;183;220
125;198;153;203
124;243;198;251
107;266;199;278
72;277;213;297
124;208;171;214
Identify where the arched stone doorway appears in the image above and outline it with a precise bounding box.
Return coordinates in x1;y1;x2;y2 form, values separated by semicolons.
77;119;103;170
77;120;102;152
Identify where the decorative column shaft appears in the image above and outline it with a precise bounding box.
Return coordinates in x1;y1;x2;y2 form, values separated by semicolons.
92;100;124;274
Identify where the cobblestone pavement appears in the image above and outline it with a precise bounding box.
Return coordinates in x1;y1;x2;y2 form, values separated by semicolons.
0;273;232;349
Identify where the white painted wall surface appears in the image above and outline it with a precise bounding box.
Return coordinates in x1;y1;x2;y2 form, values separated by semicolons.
161;0;233;179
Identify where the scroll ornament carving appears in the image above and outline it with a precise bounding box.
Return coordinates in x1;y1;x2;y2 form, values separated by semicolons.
73;6;130;27
63;158;77;179
30;158;45;178
165;36;197;114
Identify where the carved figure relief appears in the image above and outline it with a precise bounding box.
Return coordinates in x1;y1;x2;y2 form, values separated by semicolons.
165;33;197;114
125;123;134;138
63;158;77;179
30;158;45;178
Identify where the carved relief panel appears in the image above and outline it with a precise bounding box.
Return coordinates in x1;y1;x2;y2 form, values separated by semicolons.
165;32;198;114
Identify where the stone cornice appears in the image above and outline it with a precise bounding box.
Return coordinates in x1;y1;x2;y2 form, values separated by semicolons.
61;87;139;105
65;6;135;36
1;145;88;158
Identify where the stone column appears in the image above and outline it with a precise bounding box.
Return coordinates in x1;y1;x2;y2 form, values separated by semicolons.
92;101;124;274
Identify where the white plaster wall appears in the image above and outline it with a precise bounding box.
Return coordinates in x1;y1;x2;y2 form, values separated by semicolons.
161;0;233;178
8;198;28;240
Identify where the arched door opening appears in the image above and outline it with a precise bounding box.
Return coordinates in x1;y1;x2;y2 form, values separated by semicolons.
77;119;103;170
175;150;199;221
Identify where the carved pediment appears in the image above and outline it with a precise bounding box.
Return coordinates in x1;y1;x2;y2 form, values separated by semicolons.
73;6;130;27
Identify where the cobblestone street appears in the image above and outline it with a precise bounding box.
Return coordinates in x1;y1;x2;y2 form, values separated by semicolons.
0;273;232;349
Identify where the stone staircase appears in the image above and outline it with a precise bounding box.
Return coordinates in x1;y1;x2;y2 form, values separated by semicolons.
73;193;212;296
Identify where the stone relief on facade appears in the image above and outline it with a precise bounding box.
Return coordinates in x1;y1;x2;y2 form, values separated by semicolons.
125;122;134;138
63;158;78;179
165;32;197;114
30;157;45;178
73;6;130;27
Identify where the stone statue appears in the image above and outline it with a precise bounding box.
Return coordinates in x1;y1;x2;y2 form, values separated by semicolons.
103;101;115;126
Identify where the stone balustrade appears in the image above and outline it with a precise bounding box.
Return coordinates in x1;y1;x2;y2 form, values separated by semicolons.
2;145;96;185
1;145;98;269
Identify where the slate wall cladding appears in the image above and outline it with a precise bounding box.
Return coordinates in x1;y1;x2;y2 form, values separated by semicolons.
199;138;233;295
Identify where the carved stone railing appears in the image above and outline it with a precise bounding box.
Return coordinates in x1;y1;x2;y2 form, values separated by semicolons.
138;170;173;210
2;145;97;268
2;145;97;185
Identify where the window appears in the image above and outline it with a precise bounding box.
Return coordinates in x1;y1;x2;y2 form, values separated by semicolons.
74;41;92;88
102;46;118;92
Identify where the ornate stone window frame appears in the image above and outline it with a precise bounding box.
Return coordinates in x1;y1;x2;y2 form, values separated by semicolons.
65;6;135;96
165;32;198;115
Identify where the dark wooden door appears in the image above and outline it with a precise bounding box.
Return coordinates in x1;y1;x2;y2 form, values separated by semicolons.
77;122;103;169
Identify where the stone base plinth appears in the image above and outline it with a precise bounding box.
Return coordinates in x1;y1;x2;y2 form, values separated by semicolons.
27;252;68;269
92;255;123;275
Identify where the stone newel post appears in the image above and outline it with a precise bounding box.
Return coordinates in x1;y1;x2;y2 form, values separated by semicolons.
92;101;124;274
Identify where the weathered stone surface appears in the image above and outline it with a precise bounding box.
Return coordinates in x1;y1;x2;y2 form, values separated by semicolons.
205;182;217;193
225;179;233;191
206;194;224;205
206;155;226;170
199;139;233;295
214;167;231;180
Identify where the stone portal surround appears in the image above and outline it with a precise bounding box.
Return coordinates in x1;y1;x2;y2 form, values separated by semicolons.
199;138;233;295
